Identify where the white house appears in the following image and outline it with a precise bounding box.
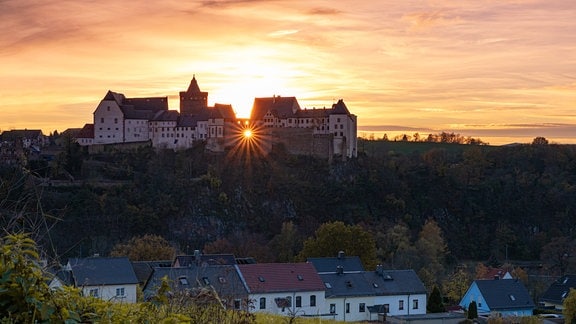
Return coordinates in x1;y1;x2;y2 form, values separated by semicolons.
236;263;326;318
318;266;427;322
65;257;139;303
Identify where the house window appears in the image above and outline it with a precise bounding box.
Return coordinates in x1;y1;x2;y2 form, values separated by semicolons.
116;288;125;296
296;296;302;307
310;295;316;307
384;304;390;313
89;288;99;297
179;276;189;285
259;297;266;309
413;299;419;309
286;296;292;307
359;303;365;313
234;299;241;309
346;303;350;313
399;300;404;310
330;304;336;314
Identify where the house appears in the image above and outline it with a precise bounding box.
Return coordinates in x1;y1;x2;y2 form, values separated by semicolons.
0;129;48;165
237;263;326;317
307;251;365;274
64;257;139;303
143;264;249;310
459;279;535;317
76;124;94;146
478;267;513;280
131;260;172;288
319;266;427;322
540;274;576;310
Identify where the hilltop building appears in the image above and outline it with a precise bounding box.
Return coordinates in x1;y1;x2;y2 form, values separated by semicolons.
80;77;357;158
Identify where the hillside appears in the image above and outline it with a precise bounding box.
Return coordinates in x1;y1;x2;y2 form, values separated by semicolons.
2;140;576;278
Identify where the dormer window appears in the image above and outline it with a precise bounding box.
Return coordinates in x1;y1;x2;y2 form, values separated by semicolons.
179;276;189;285
509;294;516;301
258;276;265;282
202;277;210;285
297;275;303;281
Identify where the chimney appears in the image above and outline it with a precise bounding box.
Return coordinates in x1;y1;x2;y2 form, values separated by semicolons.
336;265;344;275
376;264;384;276
337;251;345;259
194;249;201;265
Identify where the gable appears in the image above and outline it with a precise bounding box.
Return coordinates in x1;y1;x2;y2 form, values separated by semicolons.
468;279;535;310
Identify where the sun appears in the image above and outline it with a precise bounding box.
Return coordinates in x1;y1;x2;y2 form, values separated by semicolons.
243;129;253;139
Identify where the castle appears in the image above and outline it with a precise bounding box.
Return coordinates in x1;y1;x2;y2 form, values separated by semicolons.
77;77;357;158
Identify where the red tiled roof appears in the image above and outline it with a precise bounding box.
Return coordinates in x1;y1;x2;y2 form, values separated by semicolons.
238;263;325;294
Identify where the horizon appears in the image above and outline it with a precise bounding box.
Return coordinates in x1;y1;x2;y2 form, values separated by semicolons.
1;0;575;146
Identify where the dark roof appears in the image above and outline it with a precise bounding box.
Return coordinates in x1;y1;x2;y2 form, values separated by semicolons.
177;114;205;128
151;110;179;121
320;269;427;298
173;254;237;267
131;260;172;286
237;263;325;294
102;90;168;116
68;257;138;286
307;253;365;273
296;108;330;118
1;129;44;141
474;279;535;310
331;99;351;115
250;96;300;120
213;104;236;120
540;275;576;304
143;265;248;300
77;124;94;139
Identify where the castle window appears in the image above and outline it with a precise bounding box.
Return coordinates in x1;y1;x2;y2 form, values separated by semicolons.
114;118;118;124
340;124;344;129
100;118;104;123
107;106;110;111
337;118;341;122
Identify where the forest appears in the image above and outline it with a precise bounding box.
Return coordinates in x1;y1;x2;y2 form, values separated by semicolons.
2;136;576;295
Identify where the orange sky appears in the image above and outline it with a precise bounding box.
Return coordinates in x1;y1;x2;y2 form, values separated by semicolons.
1;0;575;145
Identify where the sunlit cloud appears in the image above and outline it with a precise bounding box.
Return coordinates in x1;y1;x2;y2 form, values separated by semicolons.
1;0;575;145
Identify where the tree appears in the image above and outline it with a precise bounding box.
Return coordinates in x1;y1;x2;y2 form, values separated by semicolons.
297;221;378;269
110;234;176;261
532;136;549;145
563;288;576;323
467;301;478;319
540;236;576;276
268;222;303;263
415;219;448;286
442;268;472;304
427;285;446;313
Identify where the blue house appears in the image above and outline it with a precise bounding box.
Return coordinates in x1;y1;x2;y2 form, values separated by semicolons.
459;279;535;317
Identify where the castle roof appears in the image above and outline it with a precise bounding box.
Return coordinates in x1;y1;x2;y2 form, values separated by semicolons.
185;75;202;93
250;96;300;120
331;99;350;115
77;124;94;139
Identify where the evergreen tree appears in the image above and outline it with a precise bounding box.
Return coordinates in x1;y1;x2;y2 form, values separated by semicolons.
427;285;445;313
467;301;478;319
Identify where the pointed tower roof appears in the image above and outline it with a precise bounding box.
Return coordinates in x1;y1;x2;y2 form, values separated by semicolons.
186;75;202;93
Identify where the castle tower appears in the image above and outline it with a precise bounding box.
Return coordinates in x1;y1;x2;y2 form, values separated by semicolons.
179;75;208;115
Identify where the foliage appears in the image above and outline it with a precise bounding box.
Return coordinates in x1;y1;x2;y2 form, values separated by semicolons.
442;268;472;305
467;301;478;319
427;285;446;313
268;222;303;263
110;234;176;261
297;221;378;269
563;288;576;323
